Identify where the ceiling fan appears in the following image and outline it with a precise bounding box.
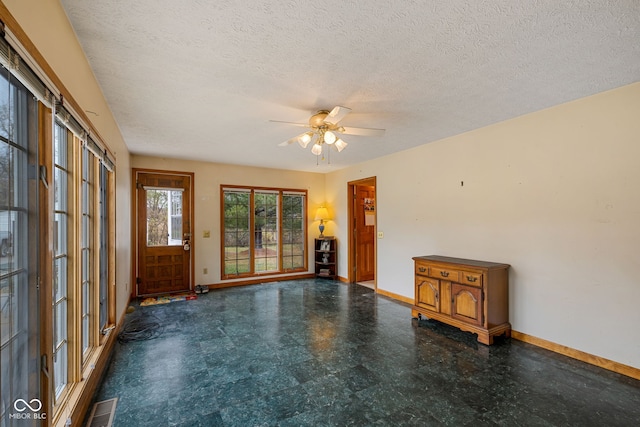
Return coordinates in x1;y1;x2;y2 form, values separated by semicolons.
272;106;385;158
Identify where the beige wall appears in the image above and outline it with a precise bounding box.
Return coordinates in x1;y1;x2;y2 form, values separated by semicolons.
131;156;327;285
326;82;640;369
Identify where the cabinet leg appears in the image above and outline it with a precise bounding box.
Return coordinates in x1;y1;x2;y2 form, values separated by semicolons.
477;333;492;345
412;309;425;320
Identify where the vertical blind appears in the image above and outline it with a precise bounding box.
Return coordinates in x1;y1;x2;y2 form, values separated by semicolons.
0;53;40;427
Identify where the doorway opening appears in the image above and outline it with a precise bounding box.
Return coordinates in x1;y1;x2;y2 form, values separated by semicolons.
347;177;377;289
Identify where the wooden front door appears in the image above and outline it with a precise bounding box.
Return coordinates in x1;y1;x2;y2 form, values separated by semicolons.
354;183;376;282
135;171;192;296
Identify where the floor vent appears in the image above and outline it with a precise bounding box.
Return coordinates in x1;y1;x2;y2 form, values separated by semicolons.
86;398;118;427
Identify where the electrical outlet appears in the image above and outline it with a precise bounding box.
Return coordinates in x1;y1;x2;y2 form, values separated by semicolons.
203;268;208;274
203;230;211;238
377;231;384;239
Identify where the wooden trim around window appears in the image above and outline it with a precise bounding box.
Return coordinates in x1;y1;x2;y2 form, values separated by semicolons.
220;185;308;280
38;102;54;424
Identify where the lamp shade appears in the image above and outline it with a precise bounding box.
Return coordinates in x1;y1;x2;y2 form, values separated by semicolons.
314;206;330;238
323;130;336;144
314;207;330;221
334;138;348;152
297;132;313;148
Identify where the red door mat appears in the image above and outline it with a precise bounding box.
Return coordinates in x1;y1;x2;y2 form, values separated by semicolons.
140;292;197;306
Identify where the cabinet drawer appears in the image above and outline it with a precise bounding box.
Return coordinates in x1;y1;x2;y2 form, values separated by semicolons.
429;266;460;281
460;271;483;287
415;262;429;276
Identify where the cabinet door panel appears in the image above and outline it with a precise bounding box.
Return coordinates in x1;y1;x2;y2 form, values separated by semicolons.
451;283;482;325
416;277;440;312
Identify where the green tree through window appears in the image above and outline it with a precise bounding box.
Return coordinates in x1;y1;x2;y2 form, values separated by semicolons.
222;187;306;278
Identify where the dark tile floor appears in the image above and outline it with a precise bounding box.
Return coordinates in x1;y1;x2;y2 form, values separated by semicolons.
92;279;640;426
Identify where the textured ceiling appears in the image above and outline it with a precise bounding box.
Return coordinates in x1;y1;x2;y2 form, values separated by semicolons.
59;0;640;173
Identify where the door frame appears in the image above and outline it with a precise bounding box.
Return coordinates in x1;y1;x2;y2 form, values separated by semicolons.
131;168;195;298
347;176;377;287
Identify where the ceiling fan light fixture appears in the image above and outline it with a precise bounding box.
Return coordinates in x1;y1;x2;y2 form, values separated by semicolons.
275;105;384;162
323;130;336;144
311;142;323;155
297;132;313;148
334;138;347;152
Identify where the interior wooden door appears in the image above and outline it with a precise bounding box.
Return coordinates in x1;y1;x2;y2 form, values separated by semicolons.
354;184;375;282
135;171;192;296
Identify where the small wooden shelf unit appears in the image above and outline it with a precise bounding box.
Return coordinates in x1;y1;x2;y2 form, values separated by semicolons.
315;237;337;279
412;255;510;345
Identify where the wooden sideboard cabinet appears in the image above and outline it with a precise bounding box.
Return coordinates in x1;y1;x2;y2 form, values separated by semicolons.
412;255;510;345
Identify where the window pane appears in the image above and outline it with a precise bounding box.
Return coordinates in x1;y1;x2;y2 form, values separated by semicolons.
82;314;89;354
99;164;110;330
54;123;67;167
146;189;168;246
223;191;251;276
0;65;39;424
82;279;90;353
282;257;292;270
53;121;71;399
53;256;67;302
81;146;94;358
0;276;19;345
54;165;67;211
53;341;67;398
82;249;89;281
0;209;16;260
254;191;279;273
54;211;67;256
282;194;305;271
54;300;67;351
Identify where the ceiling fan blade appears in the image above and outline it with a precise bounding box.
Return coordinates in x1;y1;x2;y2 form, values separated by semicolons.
278;132;314;147
324;106;351;125
278;135;302;146
270;120;310;128
340;126;385;137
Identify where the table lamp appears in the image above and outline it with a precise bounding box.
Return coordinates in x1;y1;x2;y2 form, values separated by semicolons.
314;206;330;238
